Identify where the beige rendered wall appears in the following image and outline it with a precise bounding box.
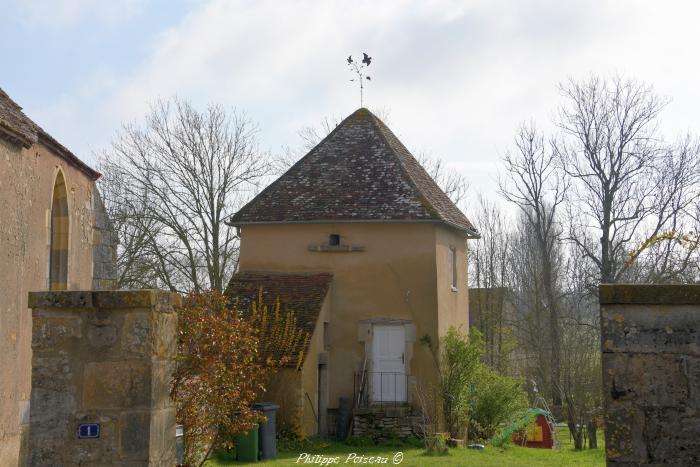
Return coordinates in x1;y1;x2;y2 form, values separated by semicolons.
258;293;331;438
299;293;330;436
264;369;303;436
434;225;469;336
238;222;467;412
0;138;96;465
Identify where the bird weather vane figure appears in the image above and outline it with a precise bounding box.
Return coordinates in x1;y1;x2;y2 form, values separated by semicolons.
347;52;372;107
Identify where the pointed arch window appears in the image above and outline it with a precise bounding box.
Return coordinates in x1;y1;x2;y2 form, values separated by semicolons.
50;171;69;290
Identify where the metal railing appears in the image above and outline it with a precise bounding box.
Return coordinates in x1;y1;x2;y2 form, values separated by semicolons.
354;371;409;407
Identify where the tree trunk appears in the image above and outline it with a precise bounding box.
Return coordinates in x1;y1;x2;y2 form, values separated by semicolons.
587;420;598;449
540;237;561;411
565;399;584;450
568;421;584;450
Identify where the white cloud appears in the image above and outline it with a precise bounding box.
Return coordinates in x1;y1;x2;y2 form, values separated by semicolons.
27;0;700;205
15;0;147;28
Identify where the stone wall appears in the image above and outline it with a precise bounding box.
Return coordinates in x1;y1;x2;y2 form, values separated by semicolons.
91;190;118;290
0;137;100;466
352;407;421;440
27;290;180;467
600;284;700;466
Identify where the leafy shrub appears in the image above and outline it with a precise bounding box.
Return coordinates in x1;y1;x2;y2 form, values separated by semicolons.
421;327;482;438
468;366;528;441
422;327;528;442
171;291;267;467
172;289;311;466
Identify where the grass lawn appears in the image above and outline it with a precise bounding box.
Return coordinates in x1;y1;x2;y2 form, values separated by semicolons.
206;427;605;467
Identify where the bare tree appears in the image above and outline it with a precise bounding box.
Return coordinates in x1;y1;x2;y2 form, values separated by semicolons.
555;75;699;285
499;123;567;411
99;97;269;292
624;135;700;282
555;240;604;450
468;197;515;373
556;308;601;450
488;75;697;451
98;161;161;288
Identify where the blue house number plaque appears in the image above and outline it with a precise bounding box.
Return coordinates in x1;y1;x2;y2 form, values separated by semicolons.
78;423;100;439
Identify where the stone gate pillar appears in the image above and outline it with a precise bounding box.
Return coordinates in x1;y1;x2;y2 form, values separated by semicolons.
26;290;180;467
600;284;700;466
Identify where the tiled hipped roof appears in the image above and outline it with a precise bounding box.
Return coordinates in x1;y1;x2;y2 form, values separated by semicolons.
228;108;479;236
0;88;100;180
224;272;333;367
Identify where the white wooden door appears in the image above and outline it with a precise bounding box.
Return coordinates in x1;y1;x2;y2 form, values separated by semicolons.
371;325;406;402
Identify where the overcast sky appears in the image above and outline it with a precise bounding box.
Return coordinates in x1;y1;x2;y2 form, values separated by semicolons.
2;0;700;205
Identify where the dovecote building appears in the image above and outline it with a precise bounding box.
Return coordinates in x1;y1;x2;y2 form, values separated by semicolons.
225;108;478;436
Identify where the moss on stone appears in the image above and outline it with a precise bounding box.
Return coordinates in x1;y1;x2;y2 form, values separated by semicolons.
599;284;700;305
28;290;181;310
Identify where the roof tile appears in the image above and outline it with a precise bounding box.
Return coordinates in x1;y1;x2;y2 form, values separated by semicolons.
0;88;38;147
224;271;333;367
0;88;100;180
229;108;478;235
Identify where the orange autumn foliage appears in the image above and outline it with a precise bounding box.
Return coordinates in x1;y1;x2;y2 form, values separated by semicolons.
171;291;268;466
171;289;311;465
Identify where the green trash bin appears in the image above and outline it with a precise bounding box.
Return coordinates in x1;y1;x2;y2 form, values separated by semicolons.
236;426;259;462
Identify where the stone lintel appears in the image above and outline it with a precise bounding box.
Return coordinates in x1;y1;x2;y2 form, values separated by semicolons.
600;284;700;305
28;290;182;310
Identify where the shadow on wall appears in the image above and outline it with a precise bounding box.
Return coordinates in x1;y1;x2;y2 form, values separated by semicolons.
264;368;305;439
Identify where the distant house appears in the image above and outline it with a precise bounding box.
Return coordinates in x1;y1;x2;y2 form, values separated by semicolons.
225;108;479;437
0;89;116;465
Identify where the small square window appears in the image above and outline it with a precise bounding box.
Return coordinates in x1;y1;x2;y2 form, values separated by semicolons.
329;234;340;246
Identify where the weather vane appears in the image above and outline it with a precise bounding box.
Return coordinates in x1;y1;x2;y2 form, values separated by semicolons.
347;52;372;107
